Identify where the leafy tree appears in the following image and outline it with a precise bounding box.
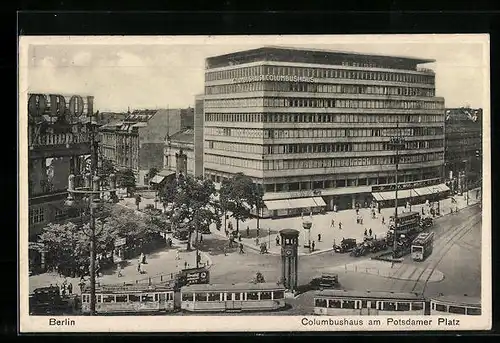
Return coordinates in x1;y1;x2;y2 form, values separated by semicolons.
220;173;259;233
164;174;221;250
116;168;136;196
99;158;116;179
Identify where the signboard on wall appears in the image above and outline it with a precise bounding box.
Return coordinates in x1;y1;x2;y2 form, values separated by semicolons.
28;93;94;123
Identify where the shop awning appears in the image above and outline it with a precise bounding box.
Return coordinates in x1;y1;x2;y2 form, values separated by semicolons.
436;183;450;192
372;192;384;202
312;197;326;207
288;197;318;209
414;187;433;196
150;175;165;184
264;199;290;211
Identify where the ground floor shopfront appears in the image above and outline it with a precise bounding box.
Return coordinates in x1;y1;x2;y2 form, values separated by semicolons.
263;182;450;219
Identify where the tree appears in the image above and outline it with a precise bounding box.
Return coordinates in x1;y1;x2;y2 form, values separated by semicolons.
116;168;136;196
163;174;221;251
147;167;159;181
220;173;260;233
39;220;117;277
99;158;116;179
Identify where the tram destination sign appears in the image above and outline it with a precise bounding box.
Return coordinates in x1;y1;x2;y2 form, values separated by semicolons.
28;93;94;122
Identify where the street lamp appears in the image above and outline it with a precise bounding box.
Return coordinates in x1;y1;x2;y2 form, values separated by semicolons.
387;121;405;260
65;120;118;316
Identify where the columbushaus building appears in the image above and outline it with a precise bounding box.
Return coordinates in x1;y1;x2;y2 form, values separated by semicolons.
203;47;447;217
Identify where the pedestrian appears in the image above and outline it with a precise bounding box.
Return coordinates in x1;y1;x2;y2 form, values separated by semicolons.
339;222;342;230
200;234;203;243
369;228;372;236
318;233;321;242
223;246;227;256
137;261;141;274
67;282;73;295
360;216;364;225
356;208;359;215
184;261;188;269
276;236;280;246
247;226;250;237
312;241;315;252
117;264;123;277
78;277;85;293
382;216;385;225
364;228;368;236
239;243;244;254
225;229;229;237
331;218;335;228
238;232;242;242
256;237;260;246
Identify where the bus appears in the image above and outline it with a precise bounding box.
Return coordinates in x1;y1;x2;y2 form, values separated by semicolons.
387;211;422;247
313;289;427;316
81;283;176;315
180;282;286;312
411;232;434;261
429;294;481;316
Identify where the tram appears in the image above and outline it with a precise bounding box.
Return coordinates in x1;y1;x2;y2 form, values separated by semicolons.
429;295;481;316
411;232;434;261
313;289;427;316
81;283;176;315
180;282;286;312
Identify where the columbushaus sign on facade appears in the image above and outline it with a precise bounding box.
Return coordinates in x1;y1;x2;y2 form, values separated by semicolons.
232;75;315;83
28;93;94;122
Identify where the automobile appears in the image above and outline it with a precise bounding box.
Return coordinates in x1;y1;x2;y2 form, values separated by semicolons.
420;217;433;229
310;273;339;290
350;243;368;257
334;238;357;253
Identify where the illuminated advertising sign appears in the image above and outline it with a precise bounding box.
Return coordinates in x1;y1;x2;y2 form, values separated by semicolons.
232;75;315;83
28;93;94;123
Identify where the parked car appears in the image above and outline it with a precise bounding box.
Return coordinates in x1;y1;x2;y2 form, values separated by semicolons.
310;273;339;290
334;238;357;253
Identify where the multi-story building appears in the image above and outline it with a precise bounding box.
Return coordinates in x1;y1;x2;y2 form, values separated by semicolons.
444;107;482;193
164;128;195;176
194;94;205;178
28;93;95;272
98;108;194;186
203;46;448;217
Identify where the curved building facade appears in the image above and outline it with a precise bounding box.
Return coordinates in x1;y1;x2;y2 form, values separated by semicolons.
203;47;446;216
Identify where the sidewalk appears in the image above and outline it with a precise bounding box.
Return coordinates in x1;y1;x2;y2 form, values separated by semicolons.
215;188;481;257
29;240;212;294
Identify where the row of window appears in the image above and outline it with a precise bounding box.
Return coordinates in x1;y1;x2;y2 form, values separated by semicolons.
205;127;444;139
206;65;434;84
205;113;444;124
262;172;441;192
29;208;45;225
314;298;424;311
205;140;443;155
205;97;444;110
181;290;284;302
431;302;481;315
205;153;442;171
83;292;174;303
205;82;436;96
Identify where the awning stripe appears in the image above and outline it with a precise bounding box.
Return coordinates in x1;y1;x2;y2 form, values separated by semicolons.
312;196;326;207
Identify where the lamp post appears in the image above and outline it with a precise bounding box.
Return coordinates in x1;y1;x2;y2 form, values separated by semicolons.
388;121;405;260
65;119;118;316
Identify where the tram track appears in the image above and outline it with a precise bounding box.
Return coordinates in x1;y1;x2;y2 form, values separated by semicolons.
383;205;481;293
409;211;481;294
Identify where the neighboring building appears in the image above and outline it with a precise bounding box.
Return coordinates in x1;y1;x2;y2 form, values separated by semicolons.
98;108;194;186
164;128;195;176
96;111;127;125
28;93;95;272
444;107;482;194
194;94;205;178
204;46;447;217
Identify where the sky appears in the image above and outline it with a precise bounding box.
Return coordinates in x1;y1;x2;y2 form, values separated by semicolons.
23;35;489;112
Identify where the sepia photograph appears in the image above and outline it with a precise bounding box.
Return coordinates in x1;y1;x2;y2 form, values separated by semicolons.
18;34;490;332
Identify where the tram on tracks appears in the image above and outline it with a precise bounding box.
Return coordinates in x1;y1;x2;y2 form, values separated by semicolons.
313;290;427;316
180;282;286;312
411;232;435;261
429;295;481;316
81;283;176;315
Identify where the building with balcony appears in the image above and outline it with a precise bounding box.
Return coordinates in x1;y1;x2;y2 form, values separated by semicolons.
444;107;482;193
28;93;95;272
98;107;194;186
203;46;448;217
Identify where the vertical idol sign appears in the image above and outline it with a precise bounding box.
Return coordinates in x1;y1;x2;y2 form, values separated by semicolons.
28;93;94;123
